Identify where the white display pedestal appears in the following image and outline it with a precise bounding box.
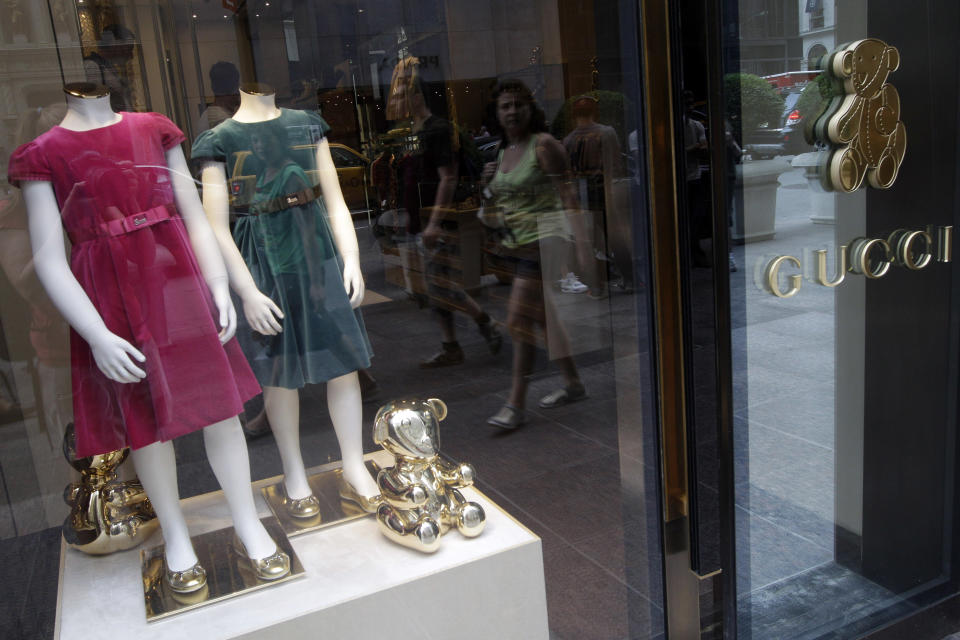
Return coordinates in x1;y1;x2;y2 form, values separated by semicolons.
55;452;548;639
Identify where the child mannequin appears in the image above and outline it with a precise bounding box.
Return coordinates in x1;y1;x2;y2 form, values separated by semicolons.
196;84;380;515
13;83;288;592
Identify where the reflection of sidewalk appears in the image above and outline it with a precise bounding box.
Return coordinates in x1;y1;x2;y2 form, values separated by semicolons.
732;167;891;633
734;167;837;592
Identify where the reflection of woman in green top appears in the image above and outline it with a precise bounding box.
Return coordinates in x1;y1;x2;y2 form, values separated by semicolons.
484;80;590;430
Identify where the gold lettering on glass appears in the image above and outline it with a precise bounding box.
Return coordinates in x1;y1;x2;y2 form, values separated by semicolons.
850;238;892;279
889;229;933;270
814;39;907;193
765;255;802;298
814;245;848;287
936;225;953;263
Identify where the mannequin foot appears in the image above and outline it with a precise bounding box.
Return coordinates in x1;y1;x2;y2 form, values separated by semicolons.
281;485;320;519
163;539;200;574
282;472;313;502
341;461;379;499
337;465;382;514
233;521;278;560
232;534;290;581
337;475;382;513
165;560;207;593
163;540;205;594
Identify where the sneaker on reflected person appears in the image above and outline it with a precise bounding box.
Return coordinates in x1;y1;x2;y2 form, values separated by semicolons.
559;272;588;294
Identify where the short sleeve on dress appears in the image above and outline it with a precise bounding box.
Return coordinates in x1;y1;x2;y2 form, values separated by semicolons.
190;128;224;163
305;111;332;138
147;112;186;150
7;141;51;187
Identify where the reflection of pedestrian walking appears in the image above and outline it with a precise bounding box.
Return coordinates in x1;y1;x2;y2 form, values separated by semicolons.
562;95;626;296
83;24;137;112
387;57;502;368
0;104;71;435
725;119;742;272
483;80;588;430
682;91;710;267
196;61;240;136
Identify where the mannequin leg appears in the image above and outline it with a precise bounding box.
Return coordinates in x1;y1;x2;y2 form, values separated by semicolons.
202;417;276;559
130;441;197;571
327;371;379;497
263;386;312;499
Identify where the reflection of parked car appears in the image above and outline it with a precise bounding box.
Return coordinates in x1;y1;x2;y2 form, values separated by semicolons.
228;143;377;216
744;87;813;158
779;88;810;155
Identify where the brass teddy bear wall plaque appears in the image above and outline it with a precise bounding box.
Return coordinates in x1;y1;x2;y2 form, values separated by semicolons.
373;398;485;552
813;38;907;192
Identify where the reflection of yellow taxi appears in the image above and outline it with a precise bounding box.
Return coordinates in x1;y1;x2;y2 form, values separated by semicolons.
228;143;375;215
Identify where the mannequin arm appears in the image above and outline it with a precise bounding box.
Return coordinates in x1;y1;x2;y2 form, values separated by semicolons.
200;161;283;335
166;146;236;342
21;181;145;383
314;139;364;307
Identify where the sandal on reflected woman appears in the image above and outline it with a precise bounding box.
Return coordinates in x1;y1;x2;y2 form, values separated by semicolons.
487;404;527;430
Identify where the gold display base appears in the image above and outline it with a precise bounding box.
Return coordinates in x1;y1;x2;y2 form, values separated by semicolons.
260;459;379;537
140;517;304;622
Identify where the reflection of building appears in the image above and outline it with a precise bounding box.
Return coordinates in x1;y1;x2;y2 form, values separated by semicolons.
799;0;835;70
0;2;84;170
732;1;835;78
737;0;802;76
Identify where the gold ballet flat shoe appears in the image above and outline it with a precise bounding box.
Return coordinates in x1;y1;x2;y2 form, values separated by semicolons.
282;489;321;519
337;474;383;514
232;534;291;581
165;561;207;594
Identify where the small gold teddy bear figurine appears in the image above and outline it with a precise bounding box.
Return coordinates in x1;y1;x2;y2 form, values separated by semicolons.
373;398;485;552
817;38;907;192
62;424;159;555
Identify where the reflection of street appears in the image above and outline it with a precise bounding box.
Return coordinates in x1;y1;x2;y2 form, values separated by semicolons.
731;166;897;630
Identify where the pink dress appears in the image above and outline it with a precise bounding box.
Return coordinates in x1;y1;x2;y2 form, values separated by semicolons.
7;112;260;457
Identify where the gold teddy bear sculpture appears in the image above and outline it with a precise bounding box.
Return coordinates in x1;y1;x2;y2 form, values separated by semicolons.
816;38;907;192
373;398;486;552
62;424;159;555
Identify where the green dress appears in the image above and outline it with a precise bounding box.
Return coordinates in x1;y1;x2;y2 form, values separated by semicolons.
192;109;372;389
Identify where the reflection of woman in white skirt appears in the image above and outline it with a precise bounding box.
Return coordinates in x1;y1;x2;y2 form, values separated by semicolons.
482;80;590;429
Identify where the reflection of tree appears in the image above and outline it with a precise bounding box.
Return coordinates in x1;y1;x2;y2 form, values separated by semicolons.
796;74;836;123
723;73;785;140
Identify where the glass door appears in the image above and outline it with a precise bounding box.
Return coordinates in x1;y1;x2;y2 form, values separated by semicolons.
673;0;960;637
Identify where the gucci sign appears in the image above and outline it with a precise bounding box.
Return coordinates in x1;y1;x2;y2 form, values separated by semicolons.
763;226;952;298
